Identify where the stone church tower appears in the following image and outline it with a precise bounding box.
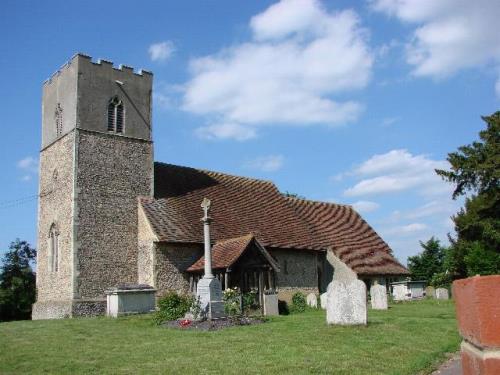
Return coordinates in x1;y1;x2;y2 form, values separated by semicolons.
33;54;154;319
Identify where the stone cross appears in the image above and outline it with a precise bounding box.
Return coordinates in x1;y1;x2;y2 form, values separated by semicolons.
201;198;213;279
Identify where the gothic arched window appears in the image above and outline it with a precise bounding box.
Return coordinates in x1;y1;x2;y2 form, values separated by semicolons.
107;97;124;134
55;103;63;137
48;224;59;272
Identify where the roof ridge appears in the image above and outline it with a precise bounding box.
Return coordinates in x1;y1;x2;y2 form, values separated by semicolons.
285;196;352;208
215;233;254;244
154;161;275;186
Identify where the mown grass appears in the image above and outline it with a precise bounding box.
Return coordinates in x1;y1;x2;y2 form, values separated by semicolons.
0;299;459;374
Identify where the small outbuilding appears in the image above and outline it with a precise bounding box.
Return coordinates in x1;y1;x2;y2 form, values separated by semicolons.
390;280;426;301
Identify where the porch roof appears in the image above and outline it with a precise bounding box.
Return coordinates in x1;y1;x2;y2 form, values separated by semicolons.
186;234;279;273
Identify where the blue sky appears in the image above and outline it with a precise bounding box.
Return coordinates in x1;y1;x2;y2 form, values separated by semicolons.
1;0;499;264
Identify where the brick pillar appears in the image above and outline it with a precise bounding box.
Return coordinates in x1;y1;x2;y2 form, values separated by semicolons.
453;275;500;375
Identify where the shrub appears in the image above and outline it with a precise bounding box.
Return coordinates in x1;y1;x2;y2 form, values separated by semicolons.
223;287;241;316
153;291;193;325
242;290;258;313
290;292;307;313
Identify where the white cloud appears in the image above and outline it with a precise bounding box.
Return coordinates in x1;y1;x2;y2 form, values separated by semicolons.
404;200;456;220
343;149;449;197
183;0;373;140
244;155;285;172
195;123;257;141
148;41;175;62
17;156;38;182
371;0;500;95
381;116;399;126
384;222;428;236
351;200;380;213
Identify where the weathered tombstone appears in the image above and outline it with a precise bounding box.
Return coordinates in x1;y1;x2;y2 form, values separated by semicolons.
105;284;156;318
435;288;449;300
263;292;279;316
306;293;317;308
370;284;388;310
320;292;328;309
326;279;367;325
425;286;436;298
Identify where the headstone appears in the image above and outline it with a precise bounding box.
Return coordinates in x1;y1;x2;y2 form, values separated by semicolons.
320;292;328;309
326;279;367;325
370;284;388;310
263;292;279;316
306;293;317;308
435;288;449;300
425;286;436;298
392;284;407;301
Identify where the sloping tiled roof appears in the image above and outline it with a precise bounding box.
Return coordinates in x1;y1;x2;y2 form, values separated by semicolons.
285;197;409;275
140;162;409;276
140;163;319;250
186;234;278;272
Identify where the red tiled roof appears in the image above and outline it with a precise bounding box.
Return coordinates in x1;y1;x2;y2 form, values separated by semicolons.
187;234;267;272
140;163;319;250
285;197;409;275
140;162;409;276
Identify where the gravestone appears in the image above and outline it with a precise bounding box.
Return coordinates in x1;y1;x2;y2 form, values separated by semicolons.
263;292;279;316
105;284;156;318
306;293;317;308
425;286;436;298
435;288;449;300
370;284;388;310
320;292;328;309
326;279;367;325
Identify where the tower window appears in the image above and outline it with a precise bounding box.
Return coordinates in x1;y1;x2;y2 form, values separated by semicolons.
48;224;59;272
55;103;63;137
107;97;125;134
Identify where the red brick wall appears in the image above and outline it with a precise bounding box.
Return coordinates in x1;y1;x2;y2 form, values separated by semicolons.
453;275;500;375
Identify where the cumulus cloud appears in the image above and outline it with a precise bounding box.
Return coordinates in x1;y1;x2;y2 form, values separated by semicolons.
384;222;428;236
244;155;285;172
183;0;373;140
371;0;500;96
148;41;175;62
343;149;449;197
17;156;38;182
351;200;380;213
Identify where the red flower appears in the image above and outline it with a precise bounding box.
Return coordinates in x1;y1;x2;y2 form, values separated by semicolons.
179;319;192;327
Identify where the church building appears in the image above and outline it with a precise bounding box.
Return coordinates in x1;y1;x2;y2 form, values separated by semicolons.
33;54;409;319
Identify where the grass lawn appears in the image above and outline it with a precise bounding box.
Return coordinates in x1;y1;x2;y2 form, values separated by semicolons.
0;299;460;374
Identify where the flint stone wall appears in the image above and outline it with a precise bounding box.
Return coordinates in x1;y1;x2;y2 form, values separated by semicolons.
327;279;367;325
36;132;75;302
154;243;202;296
76;131;153;299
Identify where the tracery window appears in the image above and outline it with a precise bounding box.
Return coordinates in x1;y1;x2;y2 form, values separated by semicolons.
107;97;124;133
48;224;59;272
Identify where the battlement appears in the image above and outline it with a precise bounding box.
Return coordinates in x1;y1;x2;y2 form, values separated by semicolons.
44;53;153;86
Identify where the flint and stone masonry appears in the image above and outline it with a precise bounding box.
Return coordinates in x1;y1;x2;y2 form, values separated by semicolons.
33;54;153;319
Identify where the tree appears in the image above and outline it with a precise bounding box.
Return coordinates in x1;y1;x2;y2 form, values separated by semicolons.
0;239;37;321
436;112;500;278
407;237;446;283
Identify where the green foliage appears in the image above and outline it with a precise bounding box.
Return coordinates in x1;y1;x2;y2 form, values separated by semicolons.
407;237;446;283
290;292;307;313
153;292;194;325
0;300;460;374
436;112;500;279
0;239;37;321
282;191;306;199
223;287;241;316
242;290;258;313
